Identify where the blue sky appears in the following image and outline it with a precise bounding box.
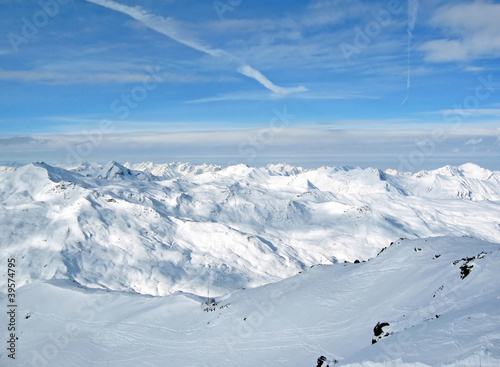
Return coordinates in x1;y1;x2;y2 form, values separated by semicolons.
0;0;499;170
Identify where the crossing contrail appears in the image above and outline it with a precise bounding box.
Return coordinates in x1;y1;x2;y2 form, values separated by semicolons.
85;0;307;95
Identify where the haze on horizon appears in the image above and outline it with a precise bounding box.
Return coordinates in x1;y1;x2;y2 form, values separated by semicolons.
0;0;499;170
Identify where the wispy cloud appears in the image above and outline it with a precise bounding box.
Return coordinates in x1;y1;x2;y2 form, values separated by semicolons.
188;91;282;104
0;68;204;85
4;127;500;170
188;90;378;103
420;2;500;63
465;137;483;145
84;0;307;96
425;108;500;117
236;64;306;95
40;116;233;133
464;66;485;73
0;136;48;147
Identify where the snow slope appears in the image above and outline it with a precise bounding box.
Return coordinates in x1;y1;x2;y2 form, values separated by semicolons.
1;161;500;296
1;237;499;366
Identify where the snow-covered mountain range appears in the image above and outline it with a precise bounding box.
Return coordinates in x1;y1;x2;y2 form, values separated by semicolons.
1;161;499;297
1;161;500;366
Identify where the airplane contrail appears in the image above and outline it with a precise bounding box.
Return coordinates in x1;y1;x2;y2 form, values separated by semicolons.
85;0;307;96
401;0;419;105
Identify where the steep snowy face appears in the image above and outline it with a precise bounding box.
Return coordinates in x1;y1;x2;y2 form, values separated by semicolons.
123;161;223;178
69;161;153;181
1;161;499;296
397;163;500;201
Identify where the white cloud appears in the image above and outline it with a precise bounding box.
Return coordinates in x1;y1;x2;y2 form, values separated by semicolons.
188;90;376;103
3;127;500;171
236;64;307;95
428;108;500;117
408;0;419;31
188;91;281;103
420;2;500;63
464;66;486;73
85;0;307;96
0;68;205;85
465;137;483;145
420;39;469;62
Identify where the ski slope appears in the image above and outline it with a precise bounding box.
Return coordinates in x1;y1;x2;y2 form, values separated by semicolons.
1;237;499;366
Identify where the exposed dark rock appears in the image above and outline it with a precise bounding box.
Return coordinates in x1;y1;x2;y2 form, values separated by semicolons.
316;355;338;366
374;322;390;337
317;356;327;367
453;256;477;279
460;264;473;279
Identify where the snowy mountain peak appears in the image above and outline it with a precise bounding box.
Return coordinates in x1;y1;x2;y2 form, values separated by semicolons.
459;162;494;180
265;163;303;176
0;160;499;366
96;160;133;180
1;161;499;299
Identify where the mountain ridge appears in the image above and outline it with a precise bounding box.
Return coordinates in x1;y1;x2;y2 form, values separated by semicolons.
1;161;499;297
